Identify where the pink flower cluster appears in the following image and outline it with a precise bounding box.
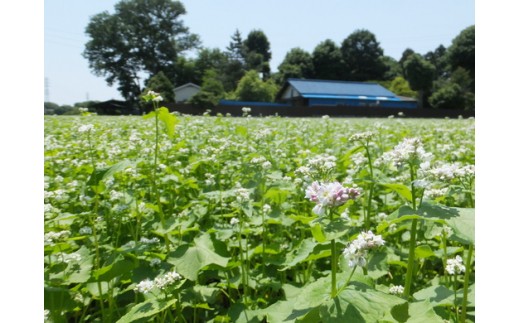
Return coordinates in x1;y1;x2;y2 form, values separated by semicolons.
305;181;360;216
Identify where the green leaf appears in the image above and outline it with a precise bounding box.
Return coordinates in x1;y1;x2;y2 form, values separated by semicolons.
379;183;413;202
86;160;134;187
167;233;229;281
116;297;178;323
280;239;317;270
414;245;435;259
320;285;407;322
44;286;77;312
416;203;475;244
340;145;364;169
93;258;135;282
310;223;327;243
413;285;455;307
157;107;178;138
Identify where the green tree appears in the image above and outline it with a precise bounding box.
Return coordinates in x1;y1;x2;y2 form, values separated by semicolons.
276;47;314;83
189;69;226;109
222;30;248;92
234;70;278;102
142;71;176;102
340;29;388;81
312;39;343;80
226;29;246;63
428;83;466;109
447;25;475;79
424;45;449;79
429;67;474;110
243;30;272;79
399;48;416;78
403;53;436;108
83;0;200;103
44;102;60;115
388;76;417;98
381;56;402;80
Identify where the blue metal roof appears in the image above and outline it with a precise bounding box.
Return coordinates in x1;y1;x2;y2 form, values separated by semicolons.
287;78;397;98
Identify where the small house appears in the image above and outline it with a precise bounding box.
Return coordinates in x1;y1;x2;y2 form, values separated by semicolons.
277;78;417;109
174;83;201;103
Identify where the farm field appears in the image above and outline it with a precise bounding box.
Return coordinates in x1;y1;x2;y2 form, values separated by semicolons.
44;111;475;322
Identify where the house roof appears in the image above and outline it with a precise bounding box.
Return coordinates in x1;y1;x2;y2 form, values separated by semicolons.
278;78;398;100
174;83;201;91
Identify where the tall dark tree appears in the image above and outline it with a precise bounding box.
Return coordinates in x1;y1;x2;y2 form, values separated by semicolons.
193;48;228;84
340;29;388;81
226;29;246;63
447;25;475;79
243;30;272;79
403;53;436;108
83;0;200;103
399;48;416;78
312;39;343;80
276;48;314;84
424;45;448;79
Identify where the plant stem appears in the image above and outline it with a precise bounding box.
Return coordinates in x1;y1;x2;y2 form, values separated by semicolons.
330;210;337;297
404;163;418;299
403;218;417;299
364;143;374;230
337;265;358;295
331;238;337;297
461;244;473;323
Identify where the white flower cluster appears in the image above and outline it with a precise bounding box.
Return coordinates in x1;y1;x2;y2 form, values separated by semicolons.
134;270;182;294
389;285;405;295
251;156;272;170
235;186;251;204
379;138;432;167
145;90;163;102
446;255;466;275
305;181;360;216
429;163;475;181
308;154;337;174
78;124;94;133
342;231;385;267
140;237;160;244
230;217;240;226
349;131;375;142
44;230;71;244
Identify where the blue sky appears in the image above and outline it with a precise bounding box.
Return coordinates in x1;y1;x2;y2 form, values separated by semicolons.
44;0;475;105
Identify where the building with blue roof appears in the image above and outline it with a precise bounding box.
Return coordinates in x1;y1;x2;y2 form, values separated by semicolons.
276;78;417;109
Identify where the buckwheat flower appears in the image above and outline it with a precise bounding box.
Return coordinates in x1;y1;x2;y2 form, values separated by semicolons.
349;131;375;142
150;258;161;267
379;137;432;167
44;309;50;321
230;217;240;226
235;186;251;204
78;124;94;133
262;161;272;170
343;231;385;267
424;187;448;199
154;270;182;290
376;212;388;222
389;285;405;295
134;279;155;294
262;204;272;214
152;95;163;102
140;237;160;244
79;226;92;235
305;181;360;216
446;255;466;275
412;179;429;189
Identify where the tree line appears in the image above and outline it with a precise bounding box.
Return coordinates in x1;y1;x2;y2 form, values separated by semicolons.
46;0;475;113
